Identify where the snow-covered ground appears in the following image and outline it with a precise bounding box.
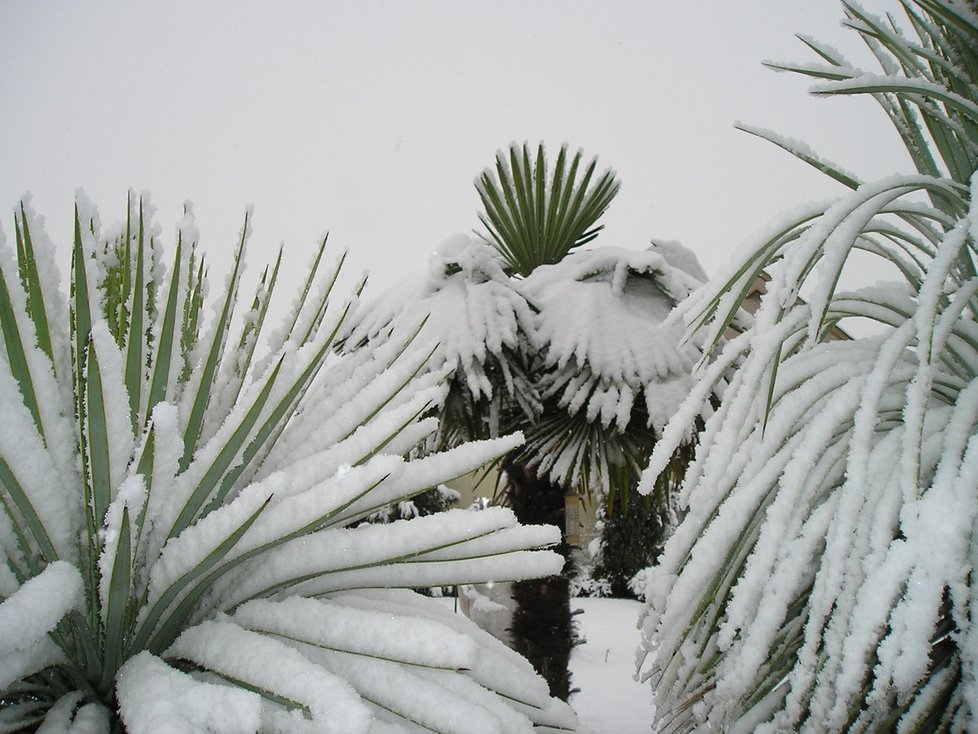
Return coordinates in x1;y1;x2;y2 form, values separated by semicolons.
570;597;651;733
438;595;651;732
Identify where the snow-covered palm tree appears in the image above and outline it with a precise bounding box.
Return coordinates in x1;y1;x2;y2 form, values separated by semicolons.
637;1;978;731
346;143;713;699
0;194;581;733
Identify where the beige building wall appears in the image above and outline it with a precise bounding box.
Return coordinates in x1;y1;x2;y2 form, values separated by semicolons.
444;468;600;551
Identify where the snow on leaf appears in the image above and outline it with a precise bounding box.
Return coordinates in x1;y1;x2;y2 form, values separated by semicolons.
0;195;579;732
639;7;978;726
117;651;261;734
166;620;372;734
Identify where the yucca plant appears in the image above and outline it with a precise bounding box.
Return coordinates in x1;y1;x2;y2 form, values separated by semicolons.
637;1;977;731
0;193;581;733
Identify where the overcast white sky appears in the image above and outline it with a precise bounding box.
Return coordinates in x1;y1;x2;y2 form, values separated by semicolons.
1;1;906;307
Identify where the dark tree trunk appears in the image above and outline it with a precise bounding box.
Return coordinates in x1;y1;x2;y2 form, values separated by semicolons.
502;455;575;701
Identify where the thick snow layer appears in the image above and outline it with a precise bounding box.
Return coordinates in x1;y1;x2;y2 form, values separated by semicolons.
0;561;80;689
523;247;701;393
346;238;707;426
333;590;562;716
233;596;478;671
0;561;81;655
167;620;373;734
344;237;534;403
117;651;262;734
0;346;78;561
570;598;652;734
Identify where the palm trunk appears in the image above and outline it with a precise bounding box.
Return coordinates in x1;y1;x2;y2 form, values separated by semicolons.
502;455;575;701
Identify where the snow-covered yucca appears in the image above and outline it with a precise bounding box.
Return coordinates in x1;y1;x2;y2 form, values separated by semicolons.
637;1;977;732
0;193;579;733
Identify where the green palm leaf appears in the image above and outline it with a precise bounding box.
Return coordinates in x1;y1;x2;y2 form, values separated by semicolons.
476;142;620;275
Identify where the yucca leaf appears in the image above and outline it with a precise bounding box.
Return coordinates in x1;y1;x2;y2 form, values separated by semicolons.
205;671;310;717
299;249;345;348
813;75;978;125
795;33;850;67
99;507;132;694
84;339;111;538
1;194;580;732
123;199;146;431
179;249;206;383
71;205;93;407
0;260;43;438
763;60;857;81
181;213;248;469
133;494;271;655
166;357;284;540
280;234;327;347
236;249;280;369
15;205;53;364
0;457;57;567
736;123;863;190
352;399;434;470
203;302;355;517
145;235;183;417
66;206;105;637
130;429;156;580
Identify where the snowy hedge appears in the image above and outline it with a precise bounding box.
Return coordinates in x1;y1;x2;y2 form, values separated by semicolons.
0;194;579;733
637;1;978;732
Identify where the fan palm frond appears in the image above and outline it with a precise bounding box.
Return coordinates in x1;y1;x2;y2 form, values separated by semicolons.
475;142;620;276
